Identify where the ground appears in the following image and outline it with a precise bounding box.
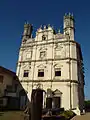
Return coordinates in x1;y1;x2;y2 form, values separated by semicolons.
71;112;90;120
0;111;90;120
0;111;24;120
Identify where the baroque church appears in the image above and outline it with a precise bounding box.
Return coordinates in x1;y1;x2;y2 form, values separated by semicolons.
16;13;85;113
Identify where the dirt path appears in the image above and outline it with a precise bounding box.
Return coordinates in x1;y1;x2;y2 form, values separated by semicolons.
71;112;90;120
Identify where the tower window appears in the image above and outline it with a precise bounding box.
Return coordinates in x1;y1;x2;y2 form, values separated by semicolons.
55;68;61;76
42;35;46;40
38;69;44;77
0;75;3;83
23;70;29;77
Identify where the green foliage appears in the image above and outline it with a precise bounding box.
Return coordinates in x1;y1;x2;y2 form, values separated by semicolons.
84;100;90;112
84;100;90;106
60;110;75;120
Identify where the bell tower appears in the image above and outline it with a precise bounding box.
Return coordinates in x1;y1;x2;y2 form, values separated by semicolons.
63;13;75;40
22;22;33;40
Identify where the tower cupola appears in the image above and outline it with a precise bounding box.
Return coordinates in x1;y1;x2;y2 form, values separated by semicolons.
23;22;33;39
63;13;75;40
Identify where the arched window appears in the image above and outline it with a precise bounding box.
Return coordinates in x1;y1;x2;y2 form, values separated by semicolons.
42;35;46;40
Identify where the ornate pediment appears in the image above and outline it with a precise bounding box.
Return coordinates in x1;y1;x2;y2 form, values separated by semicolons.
39;46;47;51
22;62;31;69
53;89;62;95
24;48;32;52
55;43;63;50
37;64;46;68
54;63;63;68
33;83;43;89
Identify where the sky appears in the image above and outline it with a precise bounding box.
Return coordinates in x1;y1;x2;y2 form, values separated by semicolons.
0;0;90;100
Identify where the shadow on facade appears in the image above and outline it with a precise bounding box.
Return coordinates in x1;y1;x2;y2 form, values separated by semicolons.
0;76;29;111
24;88;65;120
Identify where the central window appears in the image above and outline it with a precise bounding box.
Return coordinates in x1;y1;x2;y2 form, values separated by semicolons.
38;69;44;77
42;35;46;40
55;68;61;76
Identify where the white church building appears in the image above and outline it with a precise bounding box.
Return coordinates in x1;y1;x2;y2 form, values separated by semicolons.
16;13;85;113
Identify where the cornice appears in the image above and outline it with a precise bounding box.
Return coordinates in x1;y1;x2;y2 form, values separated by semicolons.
17;57;81;63
20;40;78;48
20;79;78;83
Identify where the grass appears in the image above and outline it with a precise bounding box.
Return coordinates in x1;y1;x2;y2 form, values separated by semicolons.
60;110;75;120
0;111;24;120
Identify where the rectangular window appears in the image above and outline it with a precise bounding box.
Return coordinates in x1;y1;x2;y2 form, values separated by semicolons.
23;70;29;77
55;68;61;76
38;69;44;77
0;75;3;83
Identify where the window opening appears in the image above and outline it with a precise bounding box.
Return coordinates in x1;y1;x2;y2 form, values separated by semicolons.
55;68;61;76
23;70;29;77
38;69;44;77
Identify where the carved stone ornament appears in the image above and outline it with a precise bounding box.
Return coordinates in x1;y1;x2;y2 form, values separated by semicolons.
36;83;43;89
40;51;46;58
55;43;63;50
54;63;63;68
54;43;66;58
33;83;43;89
39;46;47;51
22;63;31;69
37;64;46;68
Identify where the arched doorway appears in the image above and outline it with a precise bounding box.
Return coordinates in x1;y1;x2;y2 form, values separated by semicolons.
52;89;62;108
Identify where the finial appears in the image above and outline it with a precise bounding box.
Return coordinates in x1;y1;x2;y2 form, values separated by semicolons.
65;13;67;16
40;25;42;29
27;21;29;24
24;21;29;25
58;29;60;33
44;25;46;29
69;12;71;16
52;25;54;29
48;24;50;27
25;21;27;24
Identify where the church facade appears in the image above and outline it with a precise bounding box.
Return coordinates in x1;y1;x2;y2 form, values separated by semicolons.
16;13;84;113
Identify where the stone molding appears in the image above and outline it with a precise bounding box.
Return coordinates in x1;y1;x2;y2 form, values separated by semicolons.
20;79;78;83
